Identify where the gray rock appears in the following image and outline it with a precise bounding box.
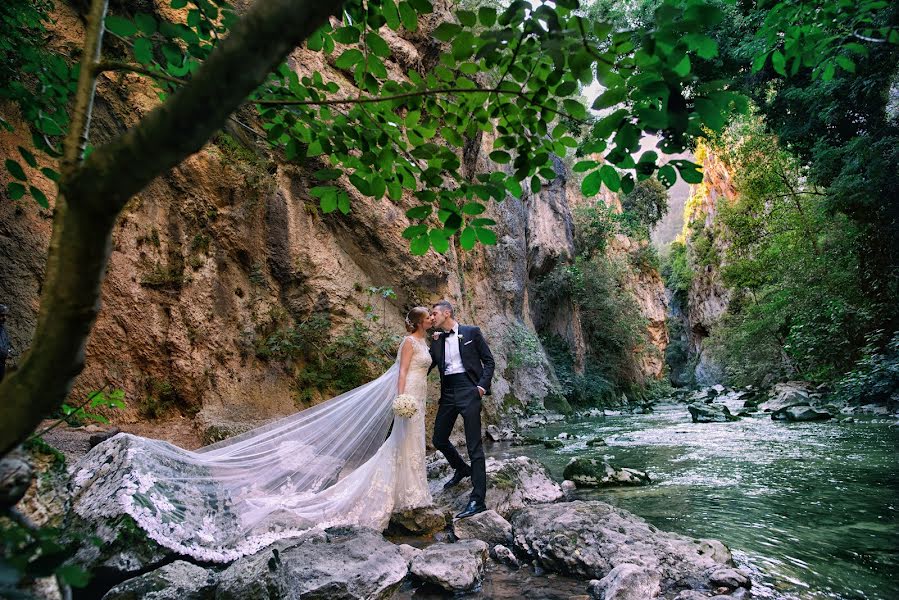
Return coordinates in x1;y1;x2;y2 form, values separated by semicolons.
758;381;812;413
0;449;34;509
70;513;173;578
586;437;608;447
395;543;422;566
510;435;544;447
216;528;406;600
543;438;564;449
492;544;520;569
563;458;650;488
101;560;217;600
587;564;661;600
430;456;564;519
561;479;577;498
779;405;833;422
89;427;122;449
512;501;732;594
708;567;751;590
672;592;710;600
410;540;489;592
387;505;447;535
688;403;738;423
452;509;512;545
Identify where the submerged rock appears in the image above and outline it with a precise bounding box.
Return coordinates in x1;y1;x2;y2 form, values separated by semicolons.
510;435;544;447
774;405;833;422
688;403;738;423
543;438;564;449
586;437;608;447
409;540;488;592
216;528;406;600
563;458;650;488
100;561;217;600
512;501;741;595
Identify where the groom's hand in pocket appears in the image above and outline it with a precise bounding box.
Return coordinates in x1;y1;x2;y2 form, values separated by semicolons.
477;386;485;397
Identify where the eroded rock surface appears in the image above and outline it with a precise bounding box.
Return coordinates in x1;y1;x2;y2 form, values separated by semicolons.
563;457;651;488
452;509;512;545
409;540;489;592
101;561;217;600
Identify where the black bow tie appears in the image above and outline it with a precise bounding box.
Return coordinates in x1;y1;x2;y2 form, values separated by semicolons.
440;330;456;338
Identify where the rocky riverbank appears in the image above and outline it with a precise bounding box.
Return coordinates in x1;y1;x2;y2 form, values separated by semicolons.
14;433;754;600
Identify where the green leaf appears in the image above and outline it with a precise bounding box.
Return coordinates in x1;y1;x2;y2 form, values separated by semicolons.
592;87;626;110
18;146;37;168
406;205;432;219
573;160;597;173
489;150;511;164
337;191;350;214
410;234;430;255
30;186;49;208
457;10;476;27
771;50;786;76
333;26;360;44
5;159;26;181
366;32;391;57
835;55;856;73
673;54;691;77
530;176;541;194
399;1;418;31
752;51;768;73
599;164;620;192
460;226;477;249
133;37;154;65
403;224;427;239
314;168;342;180
475;227;497;245
41;167;60;182
105;15;138;37
478;7;496;27
383;0;401;29
429;228;450;253
581;170;602;196
562;99;587;120
135;13;157;35
462;202;485;215
433;22;462;41
657;164;677;187
335;49;364;70
673;159;703;184
685;33;718;60
7;182;26;200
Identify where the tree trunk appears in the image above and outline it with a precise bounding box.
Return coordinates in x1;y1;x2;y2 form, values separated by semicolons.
0;0;344;457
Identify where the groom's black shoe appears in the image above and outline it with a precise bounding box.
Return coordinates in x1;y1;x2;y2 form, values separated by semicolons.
443;467;472;490
455;500;487;520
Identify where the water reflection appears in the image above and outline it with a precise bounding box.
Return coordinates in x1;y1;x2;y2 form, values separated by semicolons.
487;402;899;600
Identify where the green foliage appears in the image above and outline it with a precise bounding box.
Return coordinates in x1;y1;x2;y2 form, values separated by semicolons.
618;178;669;240
834;331;899;405
140;378;180;419
573;201;617;256
540;334;616;406
506;322;543;369
537;255;647;396
0;518;88;596
703;112;893;386
59;389;125;427
255;310;400;406
660;241;692;305
628;243;660;274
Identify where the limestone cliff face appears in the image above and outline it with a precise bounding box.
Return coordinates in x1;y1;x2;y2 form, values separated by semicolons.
1;1;667;446
675;143;737;385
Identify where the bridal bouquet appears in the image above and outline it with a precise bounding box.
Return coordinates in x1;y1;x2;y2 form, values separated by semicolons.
393;394;418;418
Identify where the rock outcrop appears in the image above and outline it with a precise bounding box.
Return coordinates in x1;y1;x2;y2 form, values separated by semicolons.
562;457;651;488
409;539;489;593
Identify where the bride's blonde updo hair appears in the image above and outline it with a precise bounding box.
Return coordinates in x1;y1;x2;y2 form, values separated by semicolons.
404;306;430;333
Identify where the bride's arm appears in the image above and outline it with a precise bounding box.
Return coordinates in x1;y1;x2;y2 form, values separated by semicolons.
397;337;414;395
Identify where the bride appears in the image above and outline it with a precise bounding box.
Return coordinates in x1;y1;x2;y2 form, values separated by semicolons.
69;307;437;562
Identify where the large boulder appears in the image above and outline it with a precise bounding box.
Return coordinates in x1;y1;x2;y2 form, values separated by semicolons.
215;528;407;600
688;403;738;423
563;458;650;488
452;509;512;545
775;405;833;422
430;456;564;518
511;501;743;596
100;561;217;600
386;506;447;536
409;540;489;592
758;382;812;413
587;563;661;600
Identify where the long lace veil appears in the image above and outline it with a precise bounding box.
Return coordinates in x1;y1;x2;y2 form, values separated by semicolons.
69;349;405;562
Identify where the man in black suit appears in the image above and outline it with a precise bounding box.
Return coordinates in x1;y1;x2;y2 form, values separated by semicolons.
429;300;495;519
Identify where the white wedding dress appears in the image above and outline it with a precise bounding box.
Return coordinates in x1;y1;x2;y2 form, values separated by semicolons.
69;336;433;562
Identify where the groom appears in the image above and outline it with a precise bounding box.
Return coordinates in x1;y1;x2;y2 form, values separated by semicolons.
429;300;495;519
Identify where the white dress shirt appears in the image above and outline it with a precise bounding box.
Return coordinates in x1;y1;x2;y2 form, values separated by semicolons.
443;324;466;375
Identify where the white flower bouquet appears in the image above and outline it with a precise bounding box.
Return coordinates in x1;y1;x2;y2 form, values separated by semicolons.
392;393;418;418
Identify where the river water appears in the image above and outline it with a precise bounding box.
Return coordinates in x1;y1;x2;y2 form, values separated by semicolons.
485;401;898;599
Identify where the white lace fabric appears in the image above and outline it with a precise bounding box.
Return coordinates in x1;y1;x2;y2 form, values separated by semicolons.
69;336;433;562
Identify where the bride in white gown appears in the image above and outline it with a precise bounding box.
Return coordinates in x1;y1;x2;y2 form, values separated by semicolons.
69;308;436;562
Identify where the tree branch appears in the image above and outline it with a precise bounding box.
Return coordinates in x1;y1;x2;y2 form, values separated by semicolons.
94;61;187;86
0;0;344;457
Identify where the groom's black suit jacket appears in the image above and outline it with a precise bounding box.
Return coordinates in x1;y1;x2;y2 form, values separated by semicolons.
429;325;496;395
